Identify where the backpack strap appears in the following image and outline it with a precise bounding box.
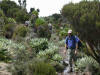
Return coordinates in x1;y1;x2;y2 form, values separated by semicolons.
66;35;76;45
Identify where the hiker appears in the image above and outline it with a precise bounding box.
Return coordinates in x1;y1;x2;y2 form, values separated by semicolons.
64;29;80;72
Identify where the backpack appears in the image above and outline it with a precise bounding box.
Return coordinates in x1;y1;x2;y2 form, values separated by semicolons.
77;40;83;49
66;35;83;49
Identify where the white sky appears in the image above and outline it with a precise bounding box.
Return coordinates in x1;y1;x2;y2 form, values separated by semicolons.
11;0;81;17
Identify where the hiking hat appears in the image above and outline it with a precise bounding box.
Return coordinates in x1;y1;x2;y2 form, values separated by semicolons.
68;29;72;33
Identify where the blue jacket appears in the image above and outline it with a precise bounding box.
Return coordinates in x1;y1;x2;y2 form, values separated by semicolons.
65;35;79;49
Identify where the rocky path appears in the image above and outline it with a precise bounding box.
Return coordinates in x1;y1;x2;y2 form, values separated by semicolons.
0;62;11;75
58;47;92;75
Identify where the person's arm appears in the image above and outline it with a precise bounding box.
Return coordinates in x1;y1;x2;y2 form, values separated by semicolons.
76;43;78;50
64;44;67;54
75;43;78;54
64;37;68;54
75;36;79;54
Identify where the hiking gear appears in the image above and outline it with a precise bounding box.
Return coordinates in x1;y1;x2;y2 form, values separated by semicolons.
78;40;83;48
65;35;82;49
65;35;79;49
68;29;72;33
67;67;73;73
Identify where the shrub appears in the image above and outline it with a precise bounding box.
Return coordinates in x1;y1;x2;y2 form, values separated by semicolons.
35;18;45;26
75;55;100;74
29;38;48;54
7;18;16;24
3;24;15;38
51;62;65;73
37;43;59;58
15;10;29;23
57;39;65;47
37;43;63;64
0;37;26;62
59;27;70;39
32;10;38;17
0;10;5;17
37;25;51;39
0;37;25;53
52;54;63;62
0;48;11;62
11;60;57;75
13;25;29;40
0;10;5;26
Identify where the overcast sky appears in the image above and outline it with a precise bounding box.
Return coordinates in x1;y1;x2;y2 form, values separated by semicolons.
11;0;81;17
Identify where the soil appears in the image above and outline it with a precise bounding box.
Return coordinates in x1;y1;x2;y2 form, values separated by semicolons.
0;62;11;75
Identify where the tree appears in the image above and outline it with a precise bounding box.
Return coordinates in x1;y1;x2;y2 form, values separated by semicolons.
37;9;40;12
18;0;21;7
52;13;62;21
7;8;20;18
29;10;39;27
23;0;26;8
15;10;29;23
62;1;100;64
35;18;45;26
0;0;20;16
18;0;27;9
30;8;35;13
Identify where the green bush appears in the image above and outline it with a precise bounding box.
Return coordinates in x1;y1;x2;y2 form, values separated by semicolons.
15;10;29;23
13;25;29;40
3;24;15;38
12;60;57;75
57;39;65;47
0;48;11;62
0;37;25;53
51;62;65;73
32;10;39;17
75;55;100;74
35;18;45;26
0;10;5;25
0;10;5;17
29;38;48;54
0;37;26;62
7;18;16;24
52;54;63;62
37;43;58;58
37;43;63;63
59;27;70;39
37;25;51;39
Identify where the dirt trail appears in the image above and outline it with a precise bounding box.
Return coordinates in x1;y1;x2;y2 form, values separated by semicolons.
0;62;11;75
58;47;92;75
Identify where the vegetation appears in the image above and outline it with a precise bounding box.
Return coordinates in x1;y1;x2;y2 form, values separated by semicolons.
29;38;48;54
0;0;100;74
62;1;100;64
3;24;15;38
13;25;29;40
74;53;100;74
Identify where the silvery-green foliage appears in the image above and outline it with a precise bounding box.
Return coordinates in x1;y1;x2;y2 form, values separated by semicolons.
37;43;63;62
0;37;25;57
75;55;100;72
57;39;65;47
7;18;16;24
52;54;63;61
29;38;48;53
37;43;58;57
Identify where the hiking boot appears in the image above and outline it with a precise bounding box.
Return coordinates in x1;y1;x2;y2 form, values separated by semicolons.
67;67;73;73
63;60;68;66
